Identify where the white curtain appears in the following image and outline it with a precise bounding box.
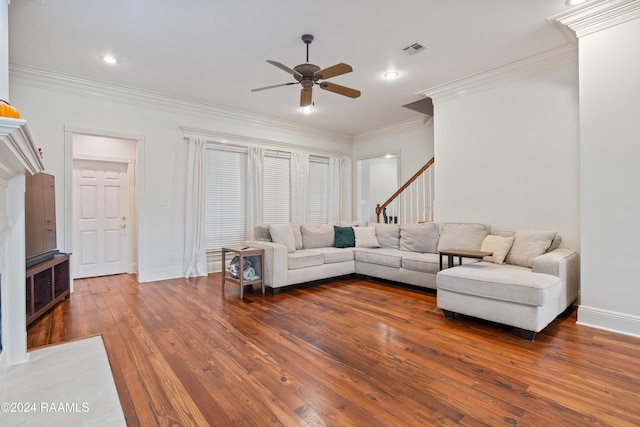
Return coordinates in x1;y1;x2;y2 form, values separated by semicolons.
341;156;352;221
184;137;208;278
291;151;309;224
328;156;345;224
247;146;264;238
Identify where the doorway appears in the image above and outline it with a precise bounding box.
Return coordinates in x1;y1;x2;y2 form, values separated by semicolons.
356;154;399;223
66;132;139;279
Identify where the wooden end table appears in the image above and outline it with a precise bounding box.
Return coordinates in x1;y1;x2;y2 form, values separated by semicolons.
221;246;264;298
439;249;493;270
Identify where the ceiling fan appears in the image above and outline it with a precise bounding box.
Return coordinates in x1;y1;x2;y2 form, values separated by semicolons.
251;34;361;108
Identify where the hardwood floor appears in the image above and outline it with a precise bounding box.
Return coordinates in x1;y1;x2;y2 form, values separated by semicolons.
28;273;640;426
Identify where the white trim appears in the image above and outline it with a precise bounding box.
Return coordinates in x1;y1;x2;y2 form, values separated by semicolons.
72;153;135;164
0;118;45;176
550;0;640;38
577;305;640;338
10;64;351;142
417;45;578;104
353;117;430;143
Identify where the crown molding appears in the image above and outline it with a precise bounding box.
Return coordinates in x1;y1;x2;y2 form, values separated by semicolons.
180;126;349;158
550;0;640;38
352;117;431;144
416;44;578;105
9;64;351;144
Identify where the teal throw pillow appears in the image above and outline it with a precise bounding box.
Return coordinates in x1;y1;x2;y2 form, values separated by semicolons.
334;226;355;248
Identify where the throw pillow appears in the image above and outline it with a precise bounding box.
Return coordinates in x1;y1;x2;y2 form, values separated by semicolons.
268;223;296;253
436;222;491;252
399;223;439;253
480;235;515;265
334;226;355;248
505;229;557;268
353;226;380;248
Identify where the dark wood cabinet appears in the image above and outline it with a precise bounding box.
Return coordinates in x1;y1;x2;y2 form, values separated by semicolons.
25;172;57;260
26;253;71;325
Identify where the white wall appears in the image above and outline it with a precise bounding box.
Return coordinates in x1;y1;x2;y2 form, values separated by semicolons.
577;17;640;336
433;65;580;251
368;157;397;222
0;2;7;99
10;77;353;282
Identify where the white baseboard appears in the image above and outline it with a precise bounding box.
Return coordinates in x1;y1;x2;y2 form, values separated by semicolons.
137;267;183;283
577;305;640;339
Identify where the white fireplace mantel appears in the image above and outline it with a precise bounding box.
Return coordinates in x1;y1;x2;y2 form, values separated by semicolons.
0;117;44;384
0;117;44;177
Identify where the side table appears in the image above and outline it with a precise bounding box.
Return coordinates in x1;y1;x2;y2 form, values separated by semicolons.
439;249;493;270
221;246;264;298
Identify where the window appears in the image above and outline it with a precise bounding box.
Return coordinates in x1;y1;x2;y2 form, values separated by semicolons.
309;157;329;225
204;146;247;251
263;153;291;224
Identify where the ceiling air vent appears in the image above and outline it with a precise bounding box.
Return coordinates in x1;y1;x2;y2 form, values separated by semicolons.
402;41;427;55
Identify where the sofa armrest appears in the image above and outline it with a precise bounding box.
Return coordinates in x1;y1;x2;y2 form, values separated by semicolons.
244;240;288;288
532;248;580;307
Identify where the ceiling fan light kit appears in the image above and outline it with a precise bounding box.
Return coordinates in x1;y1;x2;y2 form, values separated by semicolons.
252;34;361;108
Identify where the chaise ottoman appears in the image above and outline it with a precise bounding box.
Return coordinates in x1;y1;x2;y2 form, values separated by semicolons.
436;262;567;341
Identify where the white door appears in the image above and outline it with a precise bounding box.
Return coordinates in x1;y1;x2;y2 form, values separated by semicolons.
73;159;130;278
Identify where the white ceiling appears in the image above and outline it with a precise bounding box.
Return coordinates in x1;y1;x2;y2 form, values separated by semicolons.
8;0;577;136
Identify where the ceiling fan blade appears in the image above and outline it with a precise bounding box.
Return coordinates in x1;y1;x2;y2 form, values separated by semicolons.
300;88;313;107
251;82;298;92
267;60;303;78
315;63;353;80
319;81;361;99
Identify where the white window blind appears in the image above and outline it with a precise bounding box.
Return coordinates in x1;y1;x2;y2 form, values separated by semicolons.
205;146;248;251
263;153;291;224
309;157;329;225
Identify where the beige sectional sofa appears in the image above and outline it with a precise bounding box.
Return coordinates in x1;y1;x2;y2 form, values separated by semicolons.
244;222;579;341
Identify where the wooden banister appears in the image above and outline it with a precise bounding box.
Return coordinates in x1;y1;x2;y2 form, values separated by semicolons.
376;156;434;223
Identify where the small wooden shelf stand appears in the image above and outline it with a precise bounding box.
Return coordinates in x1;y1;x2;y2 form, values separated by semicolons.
26;252;71;325
221;246;264;299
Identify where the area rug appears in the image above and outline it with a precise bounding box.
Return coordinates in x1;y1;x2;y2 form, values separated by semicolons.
0;335;126;426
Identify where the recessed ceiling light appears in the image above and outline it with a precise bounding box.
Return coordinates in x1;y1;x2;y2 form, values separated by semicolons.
384;71;399;79
301;105;314;114
565;0;586;5
102;55;117;64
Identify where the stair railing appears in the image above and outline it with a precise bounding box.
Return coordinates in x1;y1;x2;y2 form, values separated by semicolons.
375;157;434;224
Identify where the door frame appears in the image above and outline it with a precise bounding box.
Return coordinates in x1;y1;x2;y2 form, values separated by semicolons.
64;126;145;286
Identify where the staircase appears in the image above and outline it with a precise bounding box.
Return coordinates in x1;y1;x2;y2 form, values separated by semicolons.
375;157;434;224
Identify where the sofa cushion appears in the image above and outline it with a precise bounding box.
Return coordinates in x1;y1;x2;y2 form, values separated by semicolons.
353;226;380;248
313;247;354;264
505;229;557;268
334;226;355;248
288;250;324;270
254;224;272;241
437;222;491;252
269;223;296;253
291;222;303;250
354;248;402;268
301;224;335;249
480;235;514;265
399;223;439;253
437;262;561;307
401;252;442;274
375;224;401;248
